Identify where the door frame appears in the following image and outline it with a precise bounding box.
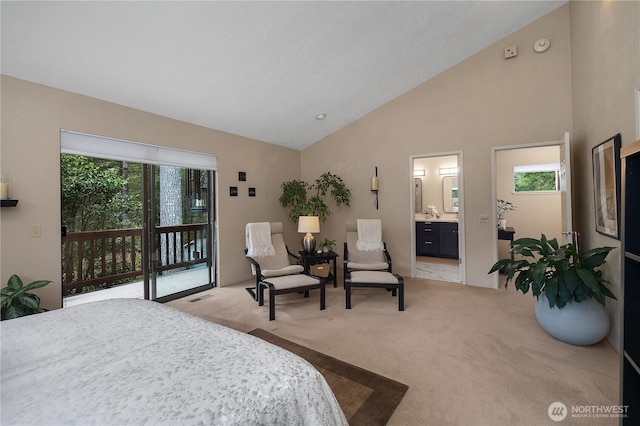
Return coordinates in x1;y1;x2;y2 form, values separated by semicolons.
490;133;570;289
409;151;466;284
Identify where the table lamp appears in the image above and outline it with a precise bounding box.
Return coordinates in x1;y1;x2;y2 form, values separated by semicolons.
298;216;320;254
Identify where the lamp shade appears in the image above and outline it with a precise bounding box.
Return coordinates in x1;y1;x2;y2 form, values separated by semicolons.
298;216;320;233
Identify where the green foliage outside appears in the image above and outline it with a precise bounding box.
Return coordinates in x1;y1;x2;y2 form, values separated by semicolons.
514;171;557;192
61;154;143;232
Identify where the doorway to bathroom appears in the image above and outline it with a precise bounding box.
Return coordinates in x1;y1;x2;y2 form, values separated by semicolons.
410;152;464;284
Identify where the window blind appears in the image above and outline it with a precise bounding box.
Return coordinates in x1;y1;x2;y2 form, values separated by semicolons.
60;129;217;170
513;163;560;173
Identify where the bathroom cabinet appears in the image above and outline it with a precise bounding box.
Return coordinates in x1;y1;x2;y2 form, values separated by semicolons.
416;221;458;258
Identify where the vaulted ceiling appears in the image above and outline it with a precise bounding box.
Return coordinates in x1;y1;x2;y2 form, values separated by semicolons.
1;1;565;149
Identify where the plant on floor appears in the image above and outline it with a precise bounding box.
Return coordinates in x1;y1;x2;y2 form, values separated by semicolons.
488;234;616;308
1;274;52;320
279;172;351;222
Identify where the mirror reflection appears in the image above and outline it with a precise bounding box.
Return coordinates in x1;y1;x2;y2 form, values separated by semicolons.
415;178;422;212
443;176;458;213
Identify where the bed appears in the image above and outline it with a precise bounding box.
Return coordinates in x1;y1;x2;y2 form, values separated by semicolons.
0;298;347;425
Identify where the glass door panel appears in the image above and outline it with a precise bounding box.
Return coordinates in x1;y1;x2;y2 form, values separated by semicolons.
61;155;145;306
149;165;215;301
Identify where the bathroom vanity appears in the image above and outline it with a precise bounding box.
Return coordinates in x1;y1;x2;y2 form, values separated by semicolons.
415;218;459;258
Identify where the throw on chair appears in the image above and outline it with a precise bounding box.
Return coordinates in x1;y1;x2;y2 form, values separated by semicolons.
245;222;325;320
343;219;404;311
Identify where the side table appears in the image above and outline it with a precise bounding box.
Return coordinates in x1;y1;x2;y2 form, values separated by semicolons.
498;227;516;260
298;250;339;287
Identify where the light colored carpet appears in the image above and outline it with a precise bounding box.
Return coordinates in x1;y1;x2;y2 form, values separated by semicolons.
167;276;619;426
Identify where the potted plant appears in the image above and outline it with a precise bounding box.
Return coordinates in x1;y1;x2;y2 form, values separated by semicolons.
279;172;351;223
1;274;52;320
488;234;616;345
319;238;336;253
496;199;516;229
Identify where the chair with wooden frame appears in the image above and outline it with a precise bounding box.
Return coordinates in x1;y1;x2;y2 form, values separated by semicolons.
245;222;325;320
343;220;404;311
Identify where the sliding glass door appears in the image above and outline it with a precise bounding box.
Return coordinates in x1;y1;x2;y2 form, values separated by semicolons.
147;165;216;301
61;130;217;305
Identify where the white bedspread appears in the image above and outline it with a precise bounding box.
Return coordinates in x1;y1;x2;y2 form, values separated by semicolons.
1;298;347;426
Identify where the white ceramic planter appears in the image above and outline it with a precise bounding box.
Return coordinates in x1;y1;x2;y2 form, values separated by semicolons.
534;293;610;346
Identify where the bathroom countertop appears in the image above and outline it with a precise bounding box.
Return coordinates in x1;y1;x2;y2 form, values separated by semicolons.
415;214;458;223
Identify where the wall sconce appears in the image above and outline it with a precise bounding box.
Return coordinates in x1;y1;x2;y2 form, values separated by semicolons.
0;175;18;207
371;166;379;210
298;216;320;254
439;167;459;175
414;169;425;176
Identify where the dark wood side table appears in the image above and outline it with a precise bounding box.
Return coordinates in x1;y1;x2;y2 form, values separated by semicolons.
498;227;515;259
298;250;339;287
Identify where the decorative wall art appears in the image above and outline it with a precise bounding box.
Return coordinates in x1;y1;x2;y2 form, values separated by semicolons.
249;188;256;197
238;172;246;182
592;133;621;239
230;186;238;197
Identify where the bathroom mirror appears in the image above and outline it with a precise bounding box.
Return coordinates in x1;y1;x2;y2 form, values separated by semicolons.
415;178;422;212
443;176;458;213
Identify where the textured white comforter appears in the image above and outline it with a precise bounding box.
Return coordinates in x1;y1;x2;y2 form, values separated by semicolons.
1;298;347;425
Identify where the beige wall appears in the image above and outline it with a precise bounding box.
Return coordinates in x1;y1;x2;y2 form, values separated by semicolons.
0;76;301;309
301;4;573;288
496;146;562;260
570;0;640;350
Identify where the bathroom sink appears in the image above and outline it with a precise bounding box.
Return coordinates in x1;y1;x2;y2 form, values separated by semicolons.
415;214;458;222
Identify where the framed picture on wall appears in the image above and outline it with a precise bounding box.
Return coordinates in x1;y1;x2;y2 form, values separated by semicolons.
592;133;621;239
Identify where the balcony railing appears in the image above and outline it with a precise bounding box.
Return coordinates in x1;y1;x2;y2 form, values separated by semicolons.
62;224;209;296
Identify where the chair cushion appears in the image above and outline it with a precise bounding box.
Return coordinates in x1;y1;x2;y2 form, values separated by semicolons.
350;271;399;284
263;274;321;290
262;265;304;277
347;262;389;271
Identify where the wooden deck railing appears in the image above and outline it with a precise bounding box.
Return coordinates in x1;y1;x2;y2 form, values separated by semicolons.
62;224;209;296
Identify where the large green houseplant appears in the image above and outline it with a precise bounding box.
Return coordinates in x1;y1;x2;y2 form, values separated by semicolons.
489;234;616;308
489;234;616;345
1;274;52;320
279;172;351;222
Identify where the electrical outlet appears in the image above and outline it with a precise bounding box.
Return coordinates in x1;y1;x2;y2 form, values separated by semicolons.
479;214;489;223
504;45;518;59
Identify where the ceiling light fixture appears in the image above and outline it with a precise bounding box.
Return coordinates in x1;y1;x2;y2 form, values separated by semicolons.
315;114;327;120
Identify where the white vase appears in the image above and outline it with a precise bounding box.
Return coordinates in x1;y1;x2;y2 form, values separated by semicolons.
534;293;610;346
497;218;507;229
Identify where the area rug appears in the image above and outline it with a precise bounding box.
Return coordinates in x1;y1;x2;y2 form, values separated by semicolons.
249;328;408;426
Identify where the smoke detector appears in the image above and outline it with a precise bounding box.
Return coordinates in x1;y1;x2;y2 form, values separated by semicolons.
533;38;550;53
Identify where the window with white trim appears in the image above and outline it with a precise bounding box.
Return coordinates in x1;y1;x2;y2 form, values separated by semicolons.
513;163;560;193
